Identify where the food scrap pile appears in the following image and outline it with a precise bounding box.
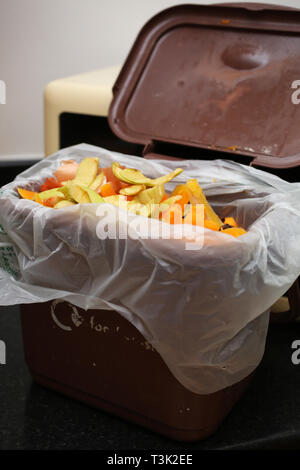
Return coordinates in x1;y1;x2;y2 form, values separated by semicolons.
17;157;246;237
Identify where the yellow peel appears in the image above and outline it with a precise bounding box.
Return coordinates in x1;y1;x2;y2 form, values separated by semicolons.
119;184;145;196
112;162;183;187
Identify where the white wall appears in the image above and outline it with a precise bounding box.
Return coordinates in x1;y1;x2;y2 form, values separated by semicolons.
0;0;298;159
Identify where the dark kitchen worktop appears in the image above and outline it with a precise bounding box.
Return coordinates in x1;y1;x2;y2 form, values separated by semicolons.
0;304;300;450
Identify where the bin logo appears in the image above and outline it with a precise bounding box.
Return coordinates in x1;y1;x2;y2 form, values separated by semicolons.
0;340;6;365
0;80;6;104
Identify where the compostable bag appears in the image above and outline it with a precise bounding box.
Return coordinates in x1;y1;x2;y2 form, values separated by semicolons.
0;144;300;394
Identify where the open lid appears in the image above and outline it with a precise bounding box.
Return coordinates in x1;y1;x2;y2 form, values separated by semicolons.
109;3;300;169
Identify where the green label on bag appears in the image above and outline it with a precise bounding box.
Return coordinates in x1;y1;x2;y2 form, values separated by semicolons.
0;187;11;198
0;243;20;279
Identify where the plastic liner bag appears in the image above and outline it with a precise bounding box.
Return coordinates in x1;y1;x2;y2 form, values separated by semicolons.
0;143;300;394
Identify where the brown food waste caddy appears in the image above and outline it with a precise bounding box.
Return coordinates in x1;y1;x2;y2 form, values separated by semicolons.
21;3;300;441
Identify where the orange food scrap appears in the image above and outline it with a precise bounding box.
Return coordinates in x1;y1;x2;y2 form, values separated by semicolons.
161;204;183;225
42;198;56;207
40;177;61;192
204;219;220;231
54;160;78;184
221;19;231;25
100;182;117;197
17;188;45;205
103;165;126;192
17;188;37;201
119;181;131;190
221;227;247;238
184;205;204;227
223;217;238;227
170;185;191;210
161;193;169;202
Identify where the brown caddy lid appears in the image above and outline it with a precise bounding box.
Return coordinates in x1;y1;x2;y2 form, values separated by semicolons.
109;3;300;170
